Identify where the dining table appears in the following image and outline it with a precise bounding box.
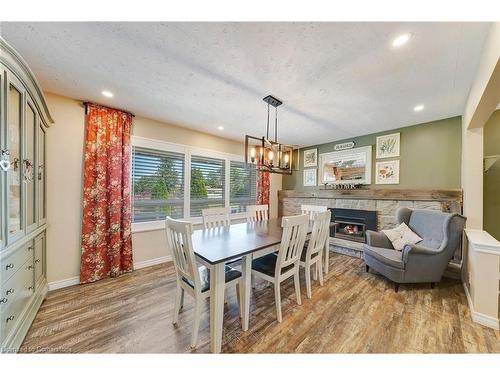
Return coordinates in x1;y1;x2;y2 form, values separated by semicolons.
191;218;332;353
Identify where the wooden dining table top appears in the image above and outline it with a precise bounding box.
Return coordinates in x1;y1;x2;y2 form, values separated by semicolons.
192;219;284;265
192;218;336;265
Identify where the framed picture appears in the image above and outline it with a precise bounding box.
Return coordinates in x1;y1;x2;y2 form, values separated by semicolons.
376;133;400;159
319;146;372;185
303;169;317;187
375;160;400;184
303;148;318;167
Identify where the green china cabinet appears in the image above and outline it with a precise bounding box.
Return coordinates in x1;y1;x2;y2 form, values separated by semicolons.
0;37;53;352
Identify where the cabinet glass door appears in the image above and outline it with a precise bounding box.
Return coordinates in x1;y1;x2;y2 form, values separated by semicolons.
7;82;24;240
26;100;37;231
38;124;46;223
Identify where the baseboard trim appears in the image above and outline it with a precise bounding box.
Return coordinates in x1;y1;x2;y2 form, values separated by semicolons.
48;256;172;291
134;255;171;270
463;282;499;330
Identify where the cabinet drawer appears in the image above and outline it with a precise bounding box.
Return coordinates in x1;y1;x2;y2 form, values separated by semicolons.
34;234;45;283
1;242;34;284
1;259;35;341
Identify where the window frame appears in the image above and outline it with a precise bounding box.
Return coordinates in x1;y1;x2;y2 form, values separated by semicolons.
131;136;253;233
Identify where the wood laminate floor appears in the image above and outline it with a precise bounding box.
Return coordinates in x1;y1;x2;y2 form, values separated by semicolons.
20;253;499;353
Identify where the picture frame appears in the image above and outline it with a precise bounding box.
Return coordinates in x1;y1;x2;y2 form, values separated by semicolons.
303;168;317;187
376;132;400;159
318;146;372;185
375;160;400;184
303;148;318;167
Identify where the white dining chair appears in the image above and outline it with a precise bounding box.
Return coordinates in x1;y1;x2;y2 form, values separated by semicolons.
165;217;242;348
301;204;328;220
246;204;269;222
251;214;309;322
300;210;331;298
201;207;231;229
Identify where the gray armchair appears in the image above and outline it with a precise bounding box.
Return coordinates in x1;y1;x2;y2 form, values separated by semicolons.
363;208;466;292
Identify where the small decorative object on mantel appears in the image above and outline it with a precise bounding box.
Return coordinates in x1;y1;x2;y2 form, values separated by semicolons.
334;141;355;151
376;160;400;184
321;182;364;190
303;148;318;167
303;168;317;186
376;132;400;159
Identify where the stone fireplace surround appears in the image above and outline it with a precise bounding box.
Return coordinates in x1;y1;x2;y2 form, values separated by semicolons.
278;189;463;259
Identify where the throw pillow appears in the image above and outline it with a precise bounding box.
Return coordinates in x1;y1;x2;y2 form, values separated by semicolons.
382;222;423;251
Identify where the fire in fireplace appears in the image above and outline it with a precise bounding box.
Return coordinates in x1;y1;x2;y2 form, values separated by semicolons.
329;208;377;243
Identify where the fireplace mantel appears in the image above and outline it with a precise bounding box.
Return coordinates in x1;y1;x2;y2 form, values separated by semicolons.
278;188;462;202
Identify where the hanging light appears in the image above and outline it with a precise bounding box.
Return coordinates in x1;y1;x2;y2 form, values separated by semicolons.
245;95;295;175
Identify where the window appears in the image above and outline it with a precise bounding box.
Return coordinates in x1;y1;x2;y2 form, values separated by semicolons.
230;161;256;213
131;137;259;226
132;146;185;222
190;155;225;217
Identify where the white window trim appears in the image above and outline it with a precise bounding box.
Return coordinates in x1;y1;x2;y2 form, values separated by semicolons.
131;136;252;233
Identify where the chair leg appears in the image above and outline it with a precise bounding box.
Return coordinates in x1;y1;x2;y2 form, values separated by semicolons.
191;299;202;348
430;282;435;289
394;283;399;293
318;260;324;286
365;264;370;272
173;284;182;325
274;282;282;323
180;288;185;310
312;262;318;281
305;264;312;299
294;270;302;305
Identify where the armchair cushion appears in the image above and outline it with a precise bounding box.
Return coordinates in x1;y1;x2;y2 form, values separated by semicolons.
363;245;405;269
382;222;423;251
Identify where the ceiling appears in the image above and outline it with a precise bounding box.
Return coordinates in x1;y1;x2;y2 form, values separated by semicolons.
0;22;490;147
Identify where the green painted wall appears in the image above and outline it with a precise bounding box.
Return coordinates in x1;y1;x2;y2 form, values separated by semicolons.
484;110;500;241
283;116;462;190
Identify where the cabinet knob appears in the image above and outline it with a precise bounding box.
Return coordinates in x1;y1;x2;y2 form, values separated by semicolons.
6;288;15;295
5;263;14;270
28;246;33;251
27;265;34;270
35;259;40;263
6;315;15;323
27;286;34;291
0;297;7;304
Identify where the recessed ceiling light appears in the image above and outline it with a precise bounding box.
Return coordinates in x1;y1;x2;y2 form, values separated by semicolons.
217;126;224;131
392;33;411;48
101;90;114;98
414;104;424;112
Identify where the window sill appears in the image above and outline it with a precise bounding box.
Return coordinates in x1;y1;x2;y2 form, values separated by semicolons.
131;212;248;234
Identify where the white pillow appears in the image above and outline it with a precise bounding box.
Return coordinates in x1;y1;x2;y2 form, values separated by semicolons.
382;222;423;251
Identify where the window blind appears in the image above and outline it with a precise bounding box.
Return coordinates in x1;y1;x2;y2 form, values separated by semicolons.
190;155;225;217
230;161;256;213
132;146;185;222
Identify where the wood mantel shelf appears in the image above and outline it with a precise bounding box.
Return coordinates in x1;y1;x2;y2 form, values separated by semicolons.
278;188;463;202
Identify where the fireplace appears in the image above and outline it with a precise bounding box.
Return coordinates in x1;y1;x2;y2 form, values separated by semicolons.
329;208;377;243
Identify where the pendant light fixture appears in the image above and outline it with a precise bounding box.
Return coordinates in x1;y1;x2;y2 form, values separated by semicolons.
245;95;295;175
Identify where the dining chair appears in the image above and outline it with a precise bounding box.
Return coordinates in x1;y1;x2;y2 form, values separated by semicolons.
301;204;328;220
251;213;309;322
300;210;330;298
165;216;242;348
246;204;269;223
201;207;231;229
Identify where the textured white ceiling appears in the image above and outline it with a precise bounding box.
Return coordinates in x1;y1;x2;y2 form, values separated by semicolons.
0;22;490;146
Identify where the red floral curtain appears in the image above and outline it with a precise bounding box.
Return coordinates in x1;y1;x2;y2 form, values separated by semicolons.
80;103;133;284
257;171;270;205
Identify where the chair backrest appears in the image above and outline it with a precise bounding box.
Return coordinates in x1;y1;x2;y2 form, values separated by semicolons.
301;204;328;221
165;217;201;290
275;214;309;271
246;204;269;223
304;210;331;259
201;207;230;229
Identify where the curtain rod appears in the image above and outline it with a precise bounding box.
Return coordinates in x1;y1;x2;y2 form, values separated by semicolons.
82;101;135;117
